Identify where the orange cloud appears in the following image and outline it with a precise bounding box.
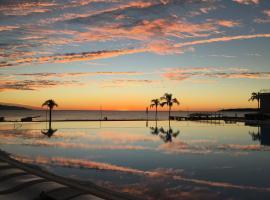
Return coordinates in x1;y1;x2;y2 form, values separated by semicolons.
77;18;217;42
0;2;57;16
175;34;270;47
41;0;157;24
3;48;145;68
0;25;19;32
216;20;241;27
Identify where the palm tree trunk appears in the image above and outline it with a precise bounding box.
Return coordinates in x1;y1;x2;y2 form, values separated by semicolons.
168;106;171;127
258;99;260;112
155;106;157;121
49;107;52;130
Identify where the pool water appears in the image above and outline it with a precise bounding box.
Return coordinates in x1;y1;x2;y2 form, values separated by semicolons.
0;120;270;200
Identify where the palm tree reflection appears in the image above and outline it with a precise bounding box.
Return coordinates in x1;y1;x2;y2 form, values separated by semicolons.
150;123;180;143
41;128;57;138
159;127;180;143
249;124;270;146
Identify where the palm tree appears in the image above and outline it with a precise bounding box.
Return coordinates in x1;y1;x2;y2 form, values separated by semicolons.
160;93;180;122
150;99;160;121
42;99;58;129
249;92;260;111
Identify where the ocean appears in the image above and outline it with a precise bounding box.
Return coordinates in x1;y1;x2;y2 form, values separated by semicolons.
0;110;249;121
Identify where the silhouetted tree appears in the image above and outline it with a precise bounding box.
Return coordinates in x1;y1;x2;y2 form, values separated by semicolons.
160;93;179;122
150;99;160;121
249;92;260;111
42;99;58;129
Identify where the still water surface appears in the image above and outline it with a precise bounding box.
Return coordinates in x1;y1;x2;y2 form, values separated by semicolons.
0;120;270;200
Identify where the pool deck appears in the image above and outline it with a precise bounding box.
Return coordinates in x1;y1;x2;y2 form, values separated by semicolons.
0;151;139;200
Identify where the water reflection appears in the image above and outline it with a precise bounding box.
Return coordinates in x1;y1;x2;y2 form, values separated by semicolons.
249;124;270;146
41;128;57;138
150;123;180;143
2;121;270;200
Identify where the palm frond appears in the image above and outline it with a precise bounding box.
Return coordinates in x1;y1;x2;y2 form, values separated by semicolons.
160;102;167;107
42;99;58;108
248;92;259;102
173;98;180;105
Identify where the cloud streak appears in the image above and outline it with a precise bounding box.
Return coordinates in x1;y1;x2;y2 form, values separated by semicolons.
15;71;144;78
175;34;270;47
162;67;270;81
0;79;81;91
233;0;260;5
12;154;270;192
1;49;146;68
2;33;269;68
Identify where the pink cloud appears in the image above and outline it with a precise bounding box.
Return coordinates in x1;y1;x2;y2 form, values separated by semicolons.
16;71;144;78
233;0;260;5
162;67;270;81
101;79;160;87
0;79;81;91
158;141;212;154
3;48;145;68
216;20;241;27
218;144;270;151
75;18;217;44
96;131;158;143
264;9;270;17
12;154;270;192
12;155;160;177
26;140;150;151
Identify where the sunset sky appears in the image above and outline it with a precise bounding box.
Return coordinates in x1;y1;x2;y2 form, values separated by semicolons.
0;0;270;111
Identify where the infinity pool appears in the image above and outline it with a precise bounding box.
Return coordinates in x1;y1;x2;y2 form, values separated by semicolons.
0;121;270;200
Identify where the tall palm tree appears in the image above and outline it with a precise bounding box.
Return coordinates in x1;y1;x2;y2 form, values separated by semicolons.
249;92;260;111
42;99;58;129
150;99;160;121
160;93;180;122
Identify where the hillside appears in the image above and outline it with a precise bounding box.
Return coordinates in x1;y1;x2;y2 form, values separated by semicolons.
219;108;258;112
0;104;32;110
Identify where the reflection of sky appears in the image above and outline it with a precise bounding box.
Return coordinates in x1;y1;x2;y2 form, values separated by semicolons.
1;121;270;199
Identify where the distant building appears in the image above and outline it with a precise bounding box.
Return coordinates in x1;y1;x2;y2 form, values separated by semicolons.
259;90;270;114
